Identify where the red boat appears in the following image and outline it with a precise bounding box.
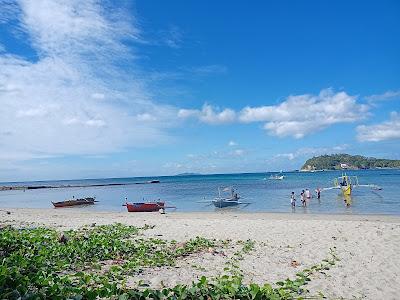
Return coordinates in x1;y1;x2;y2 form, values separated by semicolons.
125;201;165;212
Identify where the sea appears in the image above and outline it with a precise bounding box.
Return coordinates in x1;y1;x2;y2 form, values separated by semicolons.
0;169;399;215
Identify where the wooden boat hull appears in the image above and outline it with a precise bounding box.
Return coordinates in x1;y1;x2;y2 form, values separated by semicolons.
52;198;96;208
125;202;164;212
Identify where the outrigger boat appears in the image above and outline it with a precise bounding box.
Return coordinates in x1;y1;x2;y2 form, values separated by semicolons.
52;197;97;208
124;201;165;212
197;187;251;209
322;173;382;196
123;197;176;212
212;187;243;208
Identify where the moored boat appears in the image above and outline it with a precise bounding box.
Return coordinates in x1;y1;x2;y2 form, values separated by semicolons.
212;198;240;208
321;173;382;199
269;174;284;180
124;201;165;212
52;197;96;208
212;187;240;208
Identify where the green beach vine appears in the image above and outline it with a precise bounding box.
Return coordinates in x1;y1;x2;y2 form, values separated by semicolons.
0;223;339;299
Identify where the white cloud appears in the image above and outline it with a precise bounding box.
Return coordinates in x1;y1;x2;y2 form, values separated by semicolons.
178;104;236;124
0;0;178;163
179;89;368;138
228;140;237;146
275;153;296;160
275;144;349;161
231;149;245;157
332;144;349;151
365;90;400;102
91;93;105;99
239;89;368;138
16;107;49;117
85;119;106;127
135;113;157;122
357;112;400;142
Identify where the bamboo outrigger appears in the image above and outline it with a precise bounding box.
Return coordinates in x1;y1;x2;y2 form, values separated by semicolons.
322;173;382;196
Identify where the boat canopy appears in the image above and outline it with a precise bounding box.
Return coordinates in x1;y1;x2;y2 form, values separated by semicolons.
333;174;359;187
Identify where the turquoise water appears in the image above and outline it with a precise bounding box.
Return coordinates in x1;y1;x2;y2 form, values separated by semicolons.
0;169;399;215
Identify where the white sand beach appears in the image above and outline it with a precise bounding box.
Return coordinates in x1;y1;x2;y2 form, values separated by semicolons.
1;208;400;299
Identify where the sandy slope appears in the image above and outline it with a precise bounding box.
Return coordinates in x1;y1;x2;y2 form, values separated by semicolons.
1;208;400;299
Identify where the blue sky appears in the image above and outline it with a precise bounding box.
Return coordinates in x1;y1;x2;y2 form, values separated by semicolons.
0;0;399;181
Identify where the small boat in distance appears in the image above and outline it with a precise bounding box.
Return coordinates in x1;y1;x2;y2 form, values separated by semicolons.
212;187;240;208
148;180;160;183
268;171;285;180
52;197;96;208
269;174;284;180
124;200;165;212
135;179;160;184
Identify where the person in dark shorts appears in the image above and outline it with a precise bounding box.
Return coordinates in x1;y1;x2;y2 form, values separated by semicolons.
301;190;306;207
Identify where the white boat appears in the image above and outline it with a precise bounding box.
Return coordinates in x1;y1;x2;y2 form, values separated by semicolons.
212;187;240;208
269;174;284;180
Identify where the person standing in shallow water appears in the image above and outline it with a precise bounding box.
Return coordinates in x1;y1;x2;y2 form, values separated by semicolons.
301;190;306;207
290;192;296;208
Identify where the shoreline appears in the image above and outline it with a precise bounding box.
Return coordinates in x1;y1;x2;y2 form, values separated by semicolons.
2;207;400;221
2;207;400;222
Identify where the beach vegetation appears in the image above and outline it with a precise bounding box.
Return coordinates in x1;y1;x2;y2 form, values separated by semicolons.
0;224;339;299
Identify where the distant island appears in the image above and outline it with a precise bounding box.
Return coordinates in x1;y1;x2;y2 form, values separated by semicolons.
301;154;400;171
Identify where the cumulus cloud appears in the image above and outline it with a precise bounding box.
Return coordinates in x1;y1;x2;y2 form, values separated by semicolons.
179;89;368;138
178;104;236;124
0;0;177;162
357;112;400;142
239;89;368;138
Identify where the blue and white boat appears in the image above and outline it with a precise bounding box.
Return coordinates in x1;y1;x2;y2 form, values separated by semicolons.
212;187;240;208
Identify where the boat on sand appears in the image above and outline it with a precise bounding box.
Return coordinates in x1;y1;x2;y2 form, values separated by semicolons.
124;201;165;212
52;197;96;208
